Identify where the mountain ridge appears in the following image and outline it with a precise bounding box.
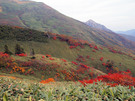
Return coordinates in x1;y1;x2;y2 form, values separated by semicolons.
119;34;135;42
0;0;135;51
116;29;135;37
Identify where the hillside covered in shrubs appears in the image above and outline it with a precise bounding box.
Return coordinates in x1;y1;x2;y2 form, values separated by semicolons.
0;25;135;100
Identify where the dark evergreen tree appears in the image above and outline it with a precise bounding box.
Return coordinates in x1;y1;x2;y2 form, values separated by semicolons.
15;44;21;54
31;49;35;59
15;44;25;54
20;48;25;53
4;45;12;55
31;49;35;56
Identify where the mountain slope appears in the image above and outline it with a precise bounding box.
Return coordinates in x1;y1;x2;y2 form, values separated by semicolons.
0;25;135;77
116;29;135;36
85;19;135;51
0;0;135;51
85;19;112;33
119;34;135;42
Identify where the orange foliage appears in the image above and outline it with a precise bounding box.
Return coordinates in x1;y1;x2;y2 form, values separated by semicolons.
46;54;51;57
40;78;55;84
12;66;25;73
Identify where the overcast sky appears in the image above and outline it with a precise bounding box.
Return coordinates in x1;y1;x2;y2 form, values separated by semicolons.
33;0;135;31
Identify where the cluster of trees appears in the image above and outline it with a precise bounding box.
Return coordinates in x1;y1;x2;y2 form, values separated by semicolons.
4;44;25;55
4;44;35;59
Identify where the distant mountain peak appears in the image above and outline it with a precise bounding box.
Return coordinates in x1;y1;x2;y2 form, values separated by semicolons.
85;19;112;32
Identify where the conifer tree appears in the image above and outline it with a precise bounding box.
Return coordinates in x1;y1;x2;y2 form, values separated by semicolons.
4;45;12;55
32;49;35;56
31;48;35;59
15;44;25;54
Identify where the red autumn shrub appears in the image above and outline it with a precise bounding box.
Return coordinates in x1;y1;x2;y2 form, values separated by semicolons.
42;56;45;58
89;44;93;48
46;54;51;57
72;61;78;65
80;63;89;69
16;53;27;57
126;69;131;73
0;52;10;68
69;46;76;49
102;63;106;66
94;45;98;50
92;50;96;52
52;36;57;40
79;71;135;88
49;57;54;60
76;58;81;62
61;59;67;62
100;57;104;61
0;52;9;57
